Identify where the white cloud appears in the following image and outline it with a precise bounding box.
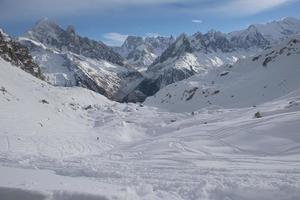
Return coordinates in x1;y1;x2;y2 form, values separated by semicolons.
212;0;298;17
0;0;298;21
102;32;128;46
192;19;203;24
0;0;181;21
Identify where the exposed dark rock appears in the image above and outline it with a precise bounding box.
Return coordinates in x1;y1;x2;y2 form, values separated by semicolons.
40;99;49;104
185;87;198;101
213;90;220;95
254;112;262;118
84;105;93;110
0;29;43;79
263;57;272;67
220;71;229;76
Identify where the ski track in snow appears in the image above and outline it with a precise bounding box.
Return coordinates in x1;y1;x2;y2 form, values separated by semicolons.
1;100;300;199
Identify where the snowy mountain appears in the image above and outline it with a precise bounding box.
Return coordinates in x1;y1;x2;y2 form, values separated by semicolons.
19;19;144;101
130;32;260;100
0;28;43;79
26;18;125;66
254;17;300;43
228;17;300;46
229;25;270;49
130;17;300;100
145;35;300;112
126;34;200;101
113;35;175;70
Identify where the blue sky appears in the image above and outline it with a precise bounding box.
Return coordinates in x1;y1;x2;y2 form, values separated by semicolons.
1;0;300;46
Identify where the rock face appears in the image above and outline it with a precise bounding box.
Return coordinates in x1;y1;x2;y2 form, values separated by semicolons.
0;29;43;79
113;35;175;70
20;19;143;102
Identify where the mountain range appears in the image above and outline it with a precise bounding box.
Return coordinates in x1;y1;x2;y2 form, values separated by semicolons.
1;17;300;102
128;17;300;100
146;34;300;112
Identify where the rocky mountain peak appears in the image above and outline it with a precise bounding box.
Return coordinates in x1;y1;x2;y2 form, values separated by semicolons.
122;36;144;50
230;25;270;49
151;33;193;66
66;25;76;36
28;18;62;40
25;19;125;66
252;17;300;42
35;17;56;29
144;35;175;56
113;35;175;68
282;17;300;23
191;30;233;53
206;29;221;36
247;24;258;32
145;36;175;47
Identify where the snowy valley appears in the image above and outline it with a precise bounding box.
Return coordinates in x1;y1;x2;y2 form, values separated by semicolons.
0;17;300;200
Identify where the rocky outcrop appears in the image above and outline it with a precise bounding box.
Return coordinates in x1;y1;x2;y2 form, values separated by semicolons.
0;29;43;79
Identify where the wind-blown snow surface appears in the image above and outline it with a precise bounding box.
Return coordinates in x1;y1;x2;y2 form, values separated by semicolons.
1;57;300;200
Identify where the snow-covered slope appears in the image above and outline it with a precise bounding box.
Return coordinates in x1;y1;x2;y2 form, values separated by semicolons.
0;57;113;156
19;19;143;101
1;56;300;200
113;35;174;70
146;35;300;112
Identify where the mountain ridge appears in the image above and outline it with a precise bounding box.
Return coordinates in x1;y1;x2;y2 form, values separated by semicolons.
145;34;300;112
113;35;175;70
128;17;300;101
19;19;144;102
2;17;300;103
